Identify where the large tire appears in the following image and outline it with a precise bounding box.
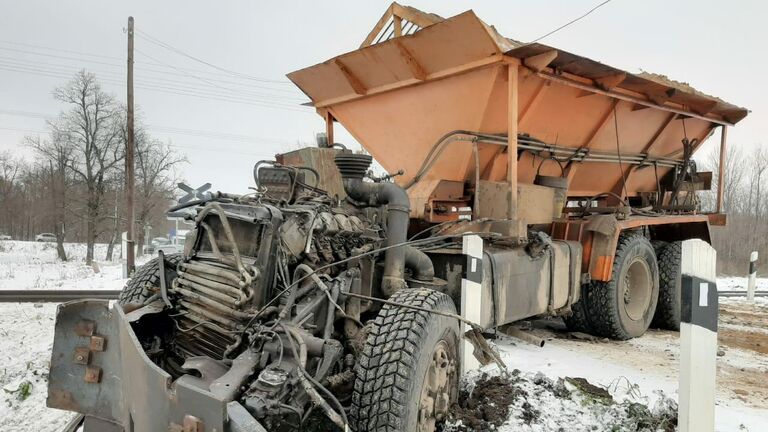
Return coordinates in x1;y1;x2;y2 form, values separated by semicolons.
351;289;460;432
586;234;659;340
118;253;182;305
651;241;682;330
563;284;594;333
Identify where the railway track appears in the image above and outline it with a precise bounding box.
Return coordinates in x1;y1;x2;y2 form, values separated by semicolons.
0;289;121;302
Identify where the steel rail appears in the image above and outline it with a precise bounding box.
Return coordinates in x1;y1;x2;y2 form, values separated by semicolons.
0;289;121;303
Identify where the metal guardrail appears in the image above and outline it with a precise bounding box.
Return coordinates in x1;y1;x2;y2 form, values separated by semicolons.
718;290;768;298
0;290;121;303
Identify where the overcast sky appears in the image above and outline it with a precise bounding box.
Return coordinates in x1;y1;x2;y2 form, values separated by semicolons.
0;0;762;193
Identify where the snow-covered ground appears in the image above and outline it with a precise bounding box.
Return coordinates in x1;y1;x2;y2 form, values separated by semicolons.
0;241;766;431
0;241;138;431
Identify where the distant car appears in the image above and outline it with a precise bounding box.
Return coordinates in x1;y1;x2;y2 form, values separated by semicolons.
0;234;11;241
145;237;171;254
35;233;57;242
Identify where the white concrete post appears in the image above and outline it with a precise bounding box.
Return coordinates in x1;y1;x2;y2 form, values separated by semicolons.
679;239;718;432
460;234;483;375
747;251;758;302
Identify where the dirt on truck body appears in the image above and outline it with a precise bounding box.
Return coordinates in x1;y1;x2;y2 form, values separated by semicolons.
47;3;747;431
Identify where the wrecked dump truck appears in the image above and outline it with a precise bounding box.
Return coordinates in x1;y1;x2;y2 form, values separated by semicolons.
47;3;747;432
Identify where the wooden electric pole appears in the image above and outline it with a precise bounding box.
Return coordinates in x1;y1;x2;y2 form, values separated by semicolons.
125;16;136;274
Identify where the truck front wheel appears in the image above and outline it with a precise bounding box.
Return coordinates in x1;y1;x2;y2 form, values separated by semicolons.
587;234;659;340
118;253;182;305
351;289;460;432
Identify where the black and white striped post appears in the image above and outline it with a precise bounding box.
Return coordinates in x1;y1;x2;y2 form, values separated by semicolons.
679;239;718;432
747;251;758;302
460;234;484;374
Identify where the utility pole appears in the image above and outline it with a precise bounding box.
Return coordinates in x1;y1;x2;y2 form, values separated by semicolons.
125;16;136;274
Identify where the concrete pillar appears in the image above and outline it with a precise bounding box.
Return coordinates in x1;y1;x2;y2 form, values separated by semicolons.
679;239;718;432
460;234;483;374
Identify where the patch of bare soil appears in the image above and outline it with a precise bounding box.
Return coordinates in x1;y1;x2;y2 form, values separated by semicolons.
718;328;768;355
719;302;768;331
444;372;533;431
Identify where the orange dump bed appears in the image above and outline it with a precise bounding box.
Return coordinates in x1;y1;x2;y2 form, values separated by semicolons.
288;4;747;199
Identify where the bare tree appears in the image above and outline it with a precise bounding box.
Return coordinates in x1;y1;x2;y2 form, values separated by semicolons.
26;132;74;261
134;134;185;255
52;70;124;264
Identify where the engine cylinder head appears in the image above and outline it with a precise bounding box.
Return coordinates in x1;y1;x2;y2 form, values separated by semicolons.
334;152;372;180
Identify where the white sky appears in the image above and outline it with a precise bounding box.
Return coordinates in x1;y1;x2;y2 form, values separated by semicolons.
0;0;763;193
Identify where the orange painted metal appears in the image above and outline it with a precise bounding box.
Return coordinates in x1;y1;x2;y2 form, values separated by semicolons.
289;8;747;201
289;4;747;282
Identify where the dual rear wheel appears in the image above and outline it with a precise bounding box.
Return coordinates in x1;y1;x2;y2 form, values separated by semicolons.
565;234;683;339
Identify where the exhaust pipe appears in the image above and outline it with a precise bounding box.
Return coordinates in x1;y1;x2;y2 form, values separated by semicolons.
335;152;422;297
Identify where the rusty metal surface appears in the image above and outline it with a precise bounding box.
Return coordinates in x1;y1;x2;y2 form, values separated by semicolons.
47;300;121;421
48;300;268;431
277;146;347;199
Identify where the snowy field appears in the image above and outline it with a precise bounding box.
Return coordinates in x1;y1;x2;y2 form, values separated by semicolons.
0;241;766;431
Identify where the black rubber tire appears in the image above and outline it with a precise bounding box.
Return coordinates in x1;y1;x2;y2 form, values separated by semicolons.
351;288;460;432
586;234;659;340
563;284;594;334
118;254;182;305
650;241;682;331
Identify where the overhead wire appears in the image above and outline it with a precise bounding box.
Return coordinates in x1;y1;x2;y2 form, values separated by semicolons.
527;0;614;44
0;62;311;113
0;108;300;148
0;56;308;105
0;43;304;96
134;29;292;85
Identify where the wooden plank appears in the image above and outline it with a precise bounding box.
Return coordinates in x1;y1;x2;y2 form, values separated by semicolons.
325;111;335;146
334;59;367;95
536;71;732;126
395;40;426;80
360;4;395;48
522;49;558;73
594;72;626;91
315;54;506;108
716;126;727;213
393;15;402;37
507;64;519;222
391;3;442;29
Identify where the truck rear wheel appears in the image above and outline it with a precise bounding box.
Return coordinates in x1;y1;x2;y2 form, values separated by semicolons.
587;234;659;340
651;241;682;330
118;254;182;305
563;284;594;334
351;289;459;432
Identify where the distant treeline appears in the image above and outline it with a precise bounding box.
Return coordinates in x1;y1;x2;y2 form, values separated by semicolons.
0;70;185;263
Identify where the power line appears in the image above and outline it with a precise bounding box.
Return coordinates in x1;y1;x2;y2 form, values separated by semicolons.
528;0;614;44
0;108;299;146
0;41;301;94
0;55;307;103
0;63;312;113
135;29;293;85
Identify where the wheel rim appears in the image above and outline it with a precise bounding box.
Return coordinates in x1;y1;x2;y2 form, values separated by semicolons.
622;257;652;321
418;340;457;431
